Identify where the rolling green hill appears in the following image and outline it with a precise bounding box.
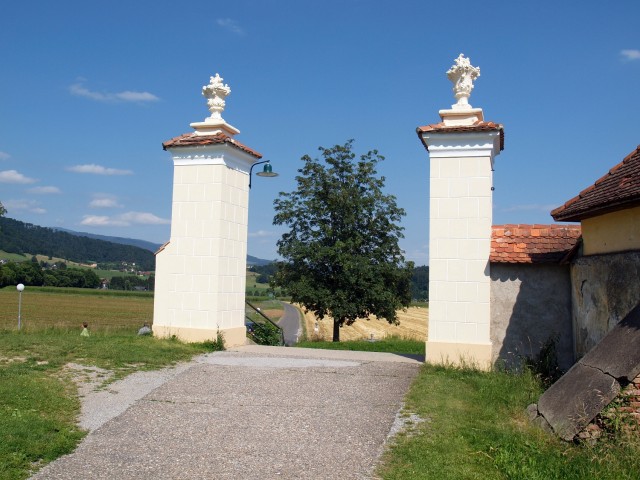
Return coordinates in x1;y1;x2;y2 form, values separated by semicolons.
0;217;155;271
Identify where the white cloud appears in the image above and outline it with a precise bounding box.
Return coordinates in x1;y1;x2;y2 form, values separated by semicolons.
0;151;10;161
620;49;640;61
4;199;46;214
67;164;133;175
249;229;275;238
80;215;128;227
217;18;245;35
69;81;159;103
115;91;160;102
119;212;170;225
27;186;61;194
500;203;558;213
89;194;122;208
0;170;37;184
80;211;170;227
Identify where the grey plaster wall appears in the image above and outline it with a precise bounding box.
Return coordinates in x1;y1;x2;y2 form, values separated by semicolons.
491;263;574;371
570;251;640;359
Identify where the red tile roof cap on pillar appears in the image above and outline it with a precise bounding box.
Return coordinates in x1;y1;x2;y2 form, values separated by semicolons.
551;145;640;222
490;224;582;264
416;121;505;152
162;132;263;159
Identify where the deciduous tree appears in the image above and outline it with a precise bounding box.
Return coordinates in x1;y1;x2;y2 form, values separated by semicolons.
272;140;413;341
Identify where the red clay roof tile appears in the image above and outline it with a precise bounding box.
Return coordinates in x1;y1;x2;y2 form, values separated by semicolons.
490;224;581;264
416;121;505;151
551;145;640;221
162;132;262;159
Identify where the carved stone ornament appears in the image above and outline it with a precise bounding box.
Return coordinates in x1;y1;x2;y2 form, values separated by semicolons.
446;54;480;110
202;73;231;121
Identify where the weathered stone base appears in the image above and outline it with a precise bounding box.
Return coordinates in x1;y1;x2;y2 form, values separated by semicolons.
425;341;492;370
153;325;247;348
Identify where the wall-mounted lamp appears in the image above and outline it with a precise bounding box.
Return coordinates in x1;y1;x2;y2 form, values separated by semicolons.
249;160;278;189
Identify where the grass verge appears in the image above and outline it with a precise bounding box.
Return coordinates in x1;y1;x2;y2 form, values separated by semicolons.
376;364;640;479
0;329;218;480
0;287;153;331
295;336;425;356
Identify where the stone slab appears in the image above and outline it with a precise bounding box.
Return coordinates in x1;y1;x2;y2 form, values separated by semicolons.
578;303;640;381
535;301;640;440
537;363;620;441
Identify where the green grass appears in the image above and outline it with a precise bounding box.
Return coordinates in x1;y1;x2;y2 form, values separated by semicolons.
245;271;271;291
0;287;153;331
93;269;146;280
295;336;425;356
11;286;153;297
0;251;150;281
0;360;84;480
0;286;218;479
376;364;640;479
0;329;216;479
410;300;429;308
0;251;92;268
0;250;30;262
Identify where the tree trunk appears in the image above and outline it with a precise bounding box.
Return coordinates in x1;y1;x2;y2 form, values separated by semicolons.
333;319;340;342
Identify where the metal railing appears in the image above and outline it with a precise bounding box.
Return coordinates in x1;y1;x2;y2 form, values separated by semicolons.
245;300;284;346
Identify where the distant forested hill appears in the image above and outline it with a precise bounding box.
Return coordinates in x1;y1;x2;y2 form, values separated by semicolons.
247;255;274;266
0;217;155;271
54;228;162;252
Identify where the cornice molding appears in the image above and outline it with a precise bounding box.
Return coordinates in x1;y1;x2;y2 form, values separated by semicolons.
420;130;502;159
169;144;255;174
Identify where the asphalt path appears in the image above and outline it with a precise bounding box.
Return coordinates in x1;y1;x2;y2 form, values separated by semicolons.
30;346;422;480
278;302;302;346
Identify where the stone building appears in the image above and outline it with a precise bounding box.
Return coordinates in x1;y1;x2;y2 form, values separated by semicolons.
551;145;640;358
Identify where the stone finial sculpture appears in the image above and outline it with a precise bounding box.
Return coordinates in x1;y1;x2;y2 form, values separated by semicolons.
202;73;231;121
446;54;480;110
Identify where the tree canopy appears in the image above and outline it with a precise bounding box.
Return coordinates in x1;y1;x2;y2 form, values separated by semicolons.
0;261;101;289
0;201;6;217
272;140;413;341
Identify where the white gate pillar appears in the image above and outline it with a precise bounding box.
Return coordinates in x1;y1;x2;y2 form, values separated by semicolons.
153;74;262;347
417;55;504;368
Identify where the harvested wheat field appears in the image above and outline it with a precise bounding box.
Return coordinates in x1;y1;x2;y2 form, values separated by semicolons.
301;306;428;342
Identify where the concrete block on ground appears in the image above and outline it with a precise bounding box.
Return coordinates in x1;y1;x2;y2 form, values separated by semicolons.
578;303;640;382
534;301;640;441
537;363;620;441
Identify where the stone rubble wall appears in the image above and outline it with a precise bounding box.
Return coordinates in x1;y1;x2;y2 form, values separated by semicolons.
570;251;640;358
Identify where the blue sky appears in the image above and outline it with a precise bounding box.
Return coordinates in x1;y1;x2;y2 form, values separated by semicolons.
1;1;639;265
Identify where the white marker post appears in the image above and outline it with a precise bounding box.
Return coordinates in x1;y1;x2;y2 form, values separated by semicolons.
16;283;25;330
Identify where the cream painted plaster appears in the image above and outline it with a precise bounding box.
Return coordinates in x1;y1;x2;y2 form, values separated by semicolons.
153;325;247;347
425;340;492;370
581;206;640;255
421;124;501;367
154;144;256;345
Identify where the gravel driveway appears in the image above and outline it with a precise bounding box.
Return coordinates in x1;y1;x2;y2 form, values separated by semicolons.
31;345;422;480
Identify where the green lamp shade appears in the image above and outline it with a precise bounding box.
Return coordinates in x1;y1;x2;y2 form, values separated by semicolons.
256;163;278;178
